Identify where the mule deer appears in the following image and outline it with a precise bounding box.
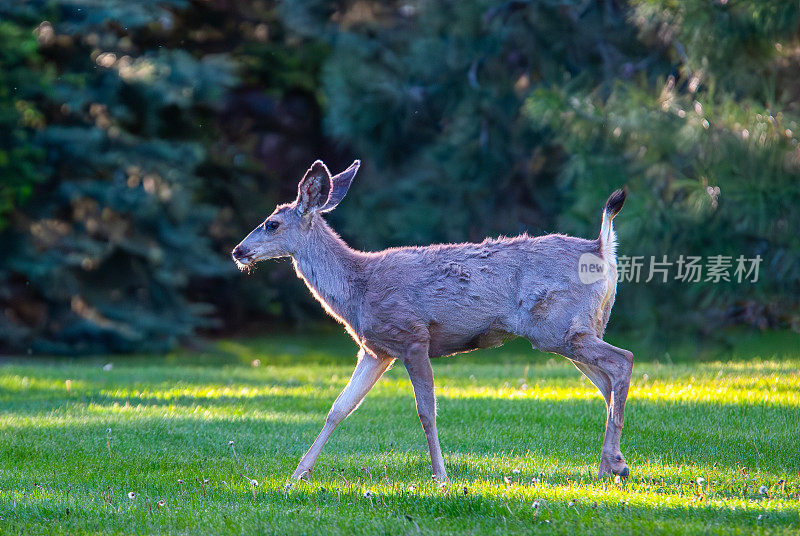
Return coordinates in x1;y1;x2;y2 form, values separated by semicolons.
232;159;633;483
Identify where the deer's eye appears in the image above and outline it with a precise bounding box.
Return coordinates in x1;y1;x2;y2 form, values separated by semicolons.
264;220;280;232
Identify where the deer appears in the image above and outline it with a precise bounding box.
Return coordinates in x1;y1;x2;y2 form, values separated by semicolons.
232;159;633;485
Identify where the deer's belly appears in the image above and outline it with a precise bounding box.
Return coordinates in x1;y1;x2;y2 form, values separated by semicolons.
428;322;515;358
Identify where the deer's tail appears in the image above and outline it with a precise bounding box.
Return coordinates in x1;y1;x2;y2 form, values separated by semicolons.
599;189;626;258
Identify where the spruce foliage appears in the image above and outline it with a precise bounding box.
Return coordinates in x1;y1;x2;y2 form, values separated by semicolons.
0;1;798;353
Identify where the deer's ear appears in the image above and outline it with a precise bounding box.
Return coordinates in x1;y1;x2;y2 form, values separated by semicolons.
320;160;360;212
297;160;331;214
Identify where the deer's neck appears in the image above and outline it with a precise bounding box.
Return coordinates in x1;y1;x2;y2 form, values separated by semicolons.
292;216;364;335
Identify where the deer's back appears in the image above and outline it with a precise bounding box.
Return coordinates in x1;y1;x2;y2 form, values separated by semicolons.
359;233;608;357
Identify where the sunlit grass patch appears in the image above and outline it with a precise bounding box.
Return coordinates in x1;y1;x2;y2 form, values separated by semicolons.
0;333;798;535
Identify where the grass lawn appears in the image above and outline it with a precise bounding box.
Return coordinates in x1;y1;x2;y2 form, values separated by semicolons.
0;332;798;534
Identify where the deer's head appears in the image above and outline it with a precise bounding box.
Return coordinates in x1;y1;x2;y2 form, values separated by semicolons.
232;159;360;269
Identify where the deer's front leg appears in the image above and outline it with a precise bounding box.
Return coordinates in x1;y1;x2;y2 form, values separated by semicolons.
403;342;448;481
291;349;392;483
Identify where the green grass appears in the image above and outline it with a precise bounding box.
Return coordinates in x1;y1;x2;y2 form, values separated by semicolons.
1;332;799;535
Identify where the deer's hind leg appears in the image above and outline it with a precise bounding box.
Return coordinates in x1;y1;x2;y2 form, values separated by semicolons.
566;334;634;478
571;361;612;406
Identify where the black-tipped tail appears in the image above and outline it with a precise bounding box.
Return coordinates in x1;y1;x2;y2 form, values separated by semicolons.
604;188;627;218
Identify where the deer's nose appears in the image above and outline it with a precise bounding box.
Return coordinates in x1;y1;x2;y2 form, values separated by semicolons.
232;245;250;260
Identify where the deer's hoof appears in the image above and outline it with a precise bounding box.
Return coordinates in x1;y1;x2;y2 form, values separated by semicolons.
431;473;450;489
287;467;312;488
599;453;629;479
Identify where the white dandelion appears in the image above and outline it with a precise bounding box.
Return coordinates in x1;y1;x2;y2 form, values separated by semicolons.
127;491;136;499
363;490;373;498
